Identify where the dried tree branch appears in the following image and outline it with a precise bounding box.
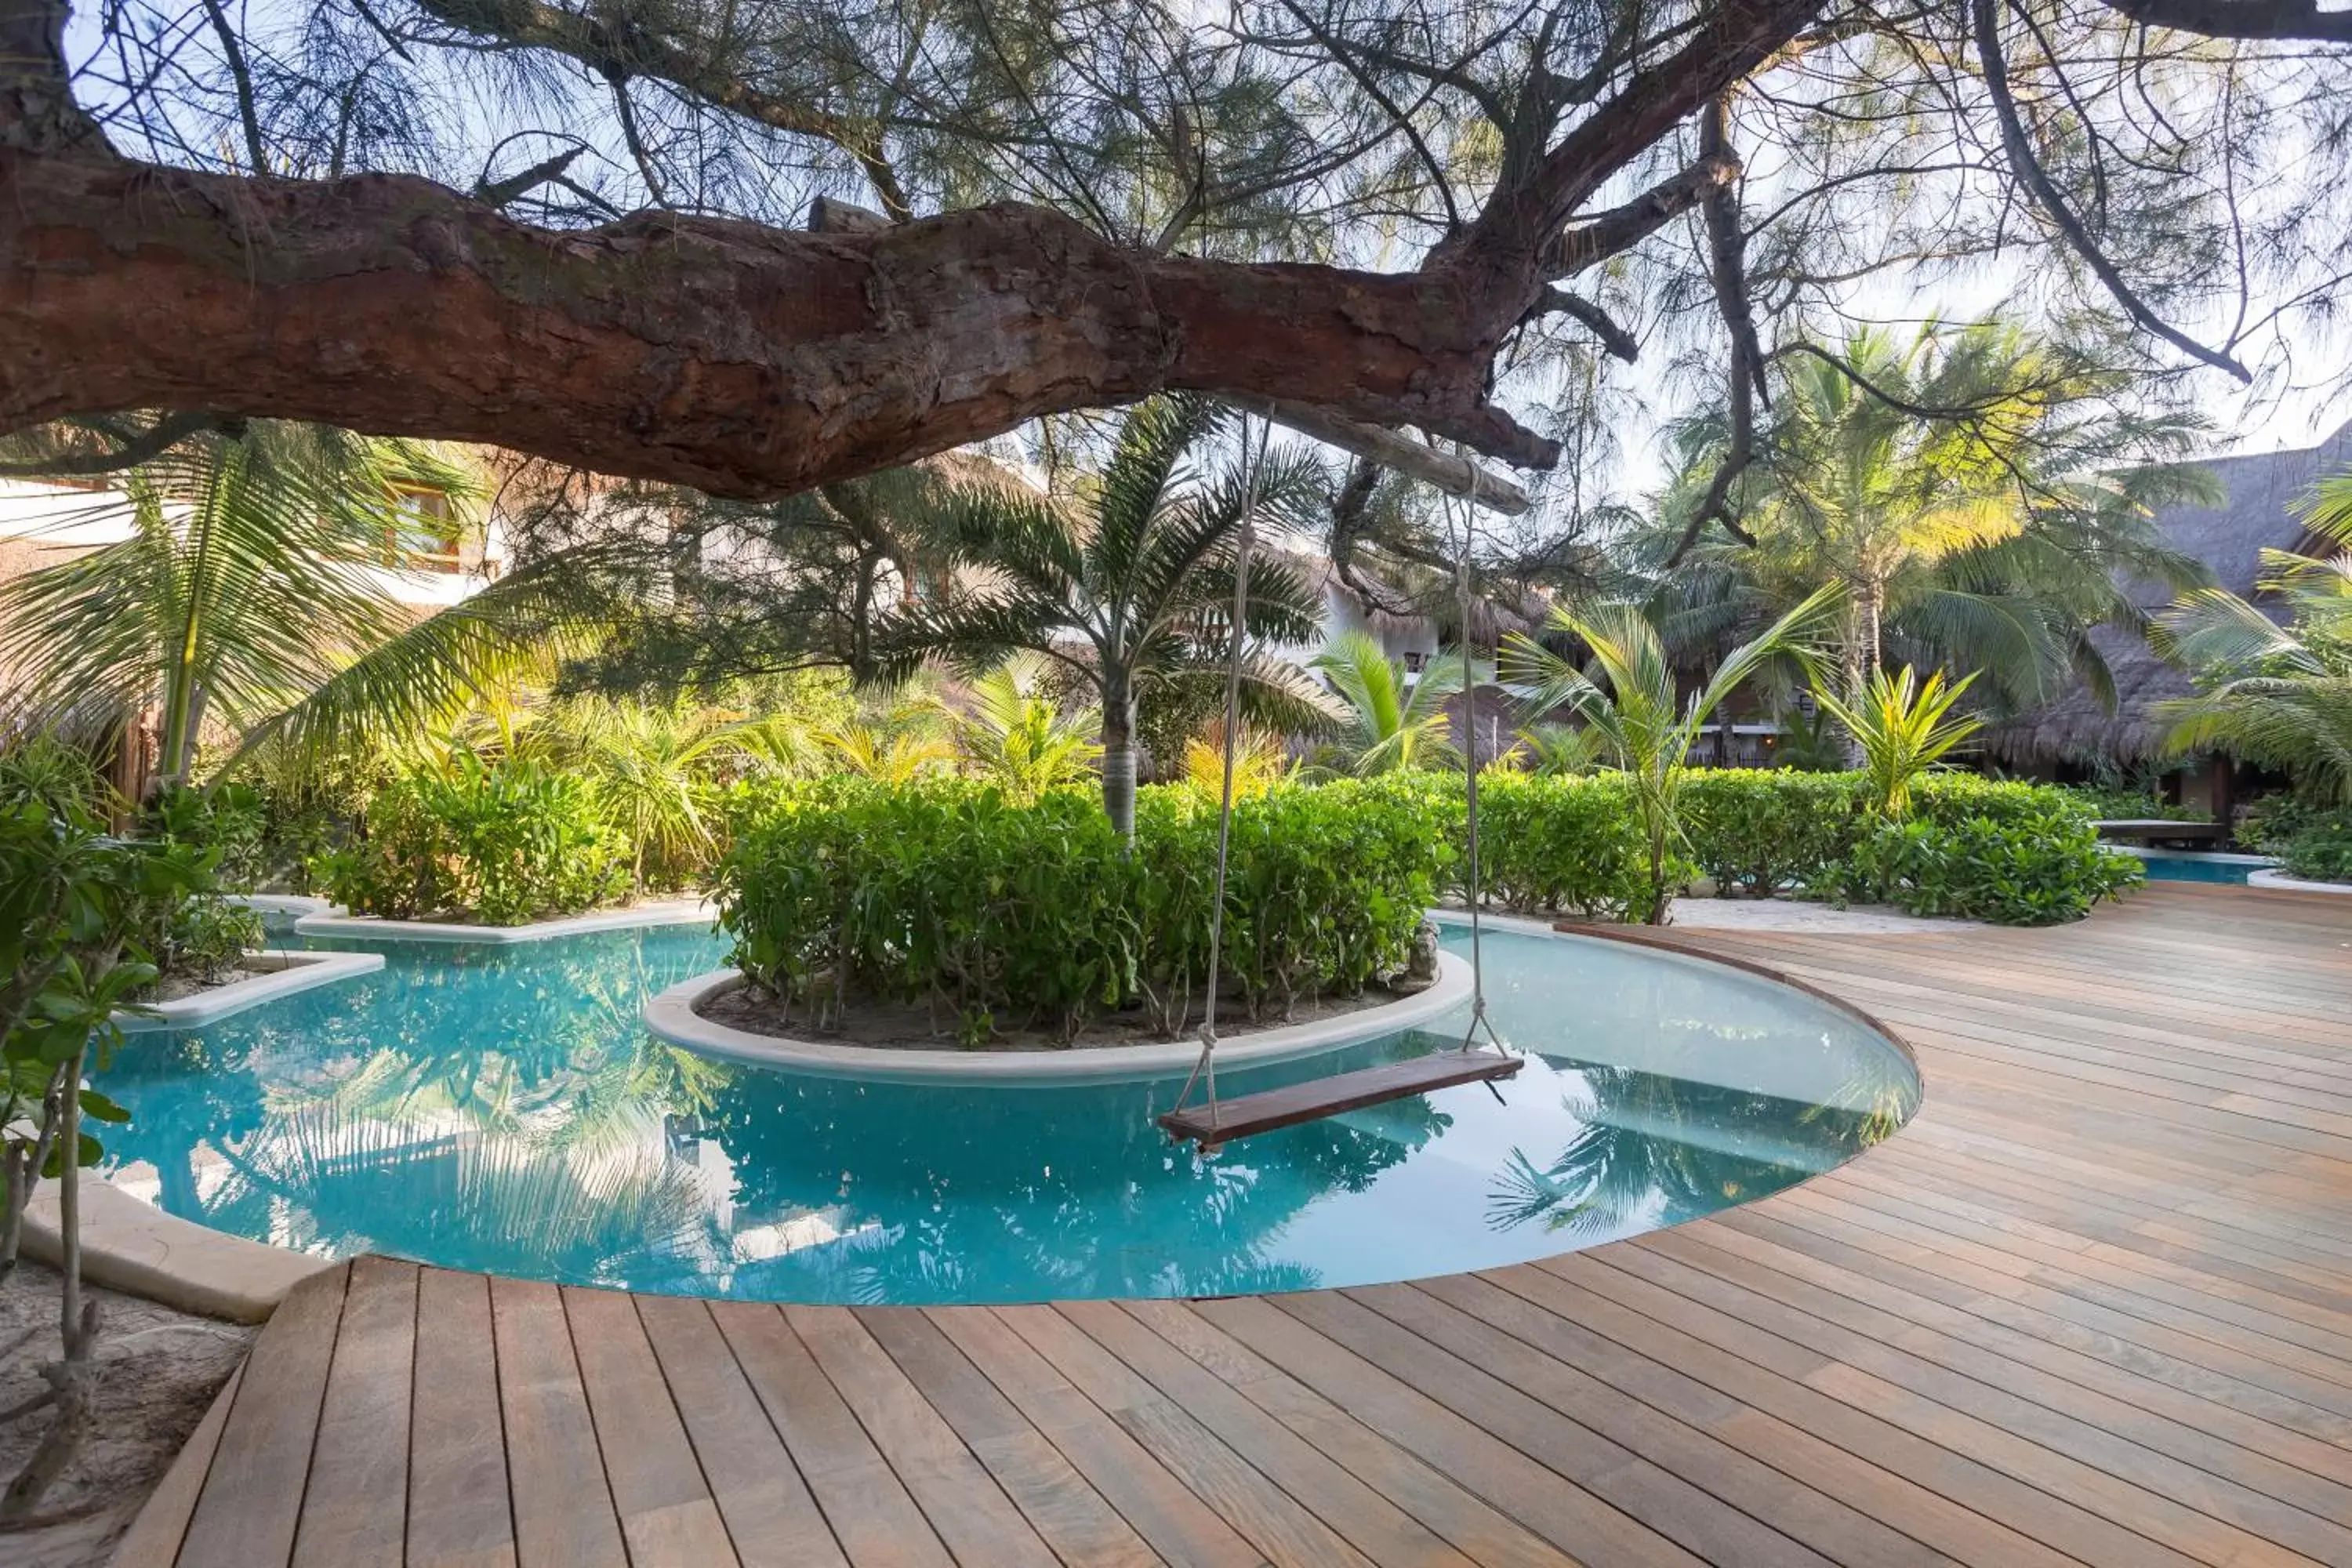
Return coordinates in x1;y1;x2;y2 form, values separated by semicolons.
1544;153;1740;277
473;144;586;208
1527;286;1639;361
0;412;229;476
1973;0;2253;382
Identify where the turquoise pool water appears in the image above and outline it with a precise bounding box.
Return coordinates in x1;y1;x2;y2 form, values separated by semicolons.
99;922;1918;1304
2122;851;2270;884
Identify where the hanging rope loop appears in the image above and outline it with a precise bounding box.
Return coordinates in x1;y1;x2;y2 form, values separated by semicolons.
1444;456;1509;1058
1168;407;1269;1138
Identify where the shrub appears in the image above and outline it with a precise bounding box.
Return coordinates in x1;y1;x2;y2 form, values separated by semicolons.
2277;818;2352;883
1682;771;1868;897
1444;771;1653;920
1831;803;2142;924
314;755;627;924
715;778;1446;1044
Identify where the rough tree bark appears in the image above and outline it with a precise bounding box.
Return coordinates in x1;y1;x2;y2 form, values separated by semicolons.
0;0;1831;502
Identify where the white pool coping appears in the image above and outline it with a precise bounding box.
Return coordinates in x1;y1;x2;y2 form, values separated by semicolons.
293;895;716;944
20;1180;336;1323
644;950;1475;1083
114;949;386;1032
2249;869;2352;895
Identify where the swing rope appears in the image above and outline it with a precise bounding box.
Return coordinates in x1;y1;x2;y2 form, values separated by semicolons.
1445;473;1509;1057
1169;409;1269;1135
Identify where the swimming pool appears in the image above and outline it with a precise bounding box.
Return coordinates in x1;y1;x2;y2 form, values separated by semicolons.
2109;846;2275;884
98;920;1918;1304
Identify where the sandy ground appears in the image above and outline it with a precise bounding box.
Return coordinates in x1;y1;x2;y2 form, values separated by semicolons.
1663;896;1985;934
0;1262;252;1568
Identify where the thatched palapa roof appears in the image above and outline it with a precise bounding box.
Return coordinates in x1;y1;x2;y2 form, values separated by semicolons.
1984;415;2351;766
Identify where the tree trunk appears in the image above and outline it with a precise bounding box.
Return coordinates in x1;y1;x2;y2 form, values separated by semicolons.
0;0;1833;500
2;151;1549;495
1100;678;1138;840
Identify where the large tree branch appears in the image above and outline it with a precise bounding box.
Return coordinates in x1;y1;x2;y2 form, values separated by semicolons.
414;0;916;221
1526;288;1639;361
1669;98;1764;567
1544;154;1739;278
1973;0;2252;382
2;151;1559;496
2097;0;2352;41
1443;0;1824;303
0;0;100;153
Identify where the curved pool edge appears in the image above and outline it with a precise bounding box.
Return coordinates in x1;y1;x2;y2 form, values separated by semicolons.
21;1178;336;1323
113;949;386;1033
292;895;717;944
644;950;1476;1082
83;915;1924;1320
2248;868;2352;895
1550;917;1926;1084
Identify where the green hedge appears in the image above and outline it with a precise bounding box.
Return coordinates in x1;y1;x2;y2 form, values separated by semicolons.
314;755;628;924
714;778;1450;1044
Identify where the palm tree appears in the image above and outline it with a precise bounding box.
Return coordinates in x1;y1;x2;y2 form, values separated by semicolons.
1312;630;1463;774
889;396;1332;835
2158;478;2352;804
942;655;1102;805
1657;322;2217;711
1505;586;1838;923
0;423;477;787
1810;666;1983;818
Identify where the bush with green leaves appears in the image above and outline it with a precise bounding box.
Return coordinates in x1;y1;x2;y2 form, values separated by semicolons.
2;793;215;1509
715;778;1446;1045
1830;802;2142;924
314;754;627;924
1681;771;1869;897
2241;796;2352;883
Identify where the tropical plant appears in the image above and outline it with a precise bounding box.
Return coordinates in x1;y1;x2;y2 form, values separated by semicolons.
1504;586;1839;923
943;655;1102;805
2157;481;2352;804
1311;630;1463;775
0;424;484;789
1509;723;1605;777
887;395;1333;836
1179;720;1293;800
1647;321;2216;713
814;712;958;784
715;778;1445;1044
312;754;627;924
1809;666;1983;818
0;793;205;1517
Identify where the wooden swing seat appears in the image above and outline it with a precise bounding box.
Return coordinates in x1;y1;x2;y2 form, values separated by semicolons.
1158;1049;1523;1150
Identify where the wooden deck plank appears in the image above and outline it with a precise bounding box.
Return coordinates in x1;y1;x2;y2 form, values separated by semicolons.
856;1305;1163;1568
994;1301;1382;1568
561;1285;739;1568
1113;1299;1577;1568
175;1261;348;1568
785;1304;1063;1568
405;1269;514;1568
633;1293;847;1568
292;1256;417;1568
131;886;2352;1568
488;1276;626;1568
927;1304;1266;1568
710;1299;957;1568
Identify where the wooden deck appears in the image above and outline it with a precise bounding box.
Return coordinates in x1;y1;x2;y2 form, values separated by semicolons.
118;882;2352;1567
